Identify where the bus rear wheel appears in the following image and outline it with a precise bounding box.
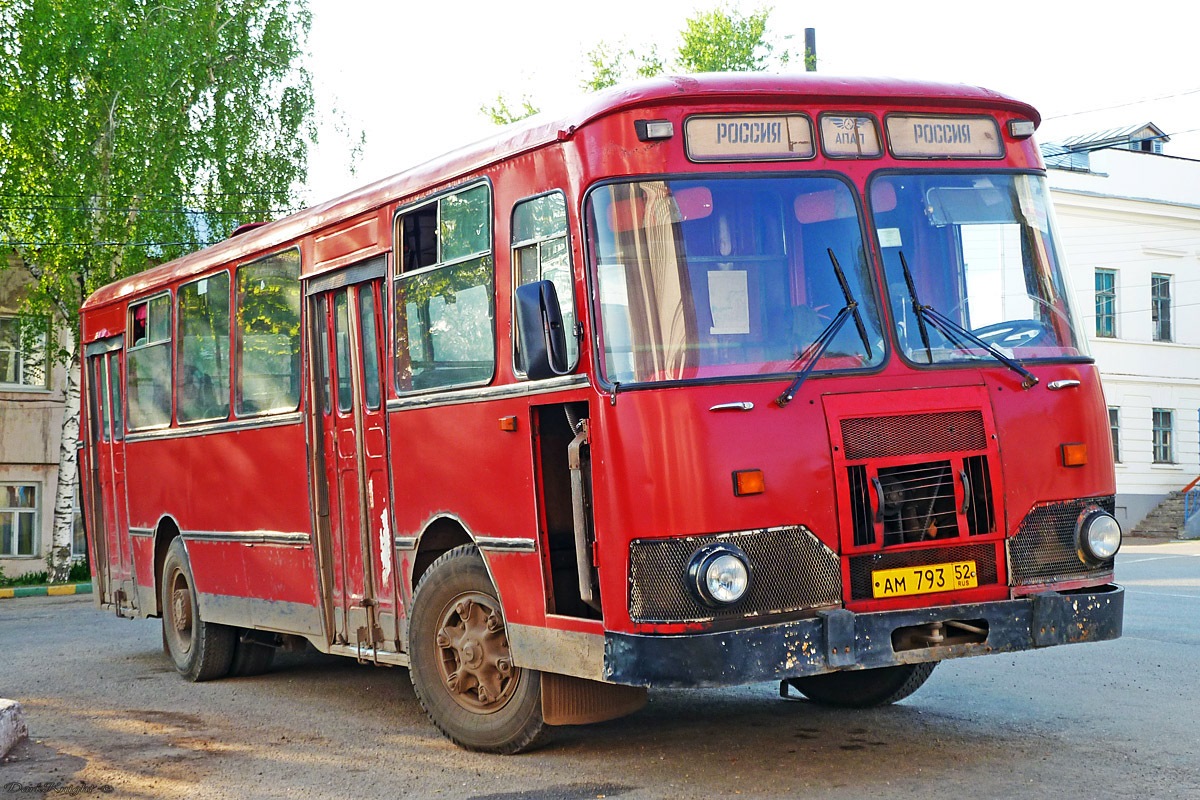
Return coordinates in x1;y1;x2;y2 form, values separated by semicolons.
161;538;235;682
784;662;938;708
408;545;546;754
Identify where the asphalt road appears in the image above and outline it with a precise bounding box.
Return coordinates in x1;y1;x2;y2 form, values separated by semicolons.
2;541;1197;800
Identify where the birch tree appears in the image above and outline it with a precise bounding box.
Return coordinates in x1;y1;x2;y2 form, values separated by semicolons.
0;0;317;582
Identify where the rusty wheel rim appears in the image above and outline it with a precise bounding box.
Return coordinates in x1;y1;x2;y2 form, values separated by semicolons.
434;591;518;714
165;567;194;657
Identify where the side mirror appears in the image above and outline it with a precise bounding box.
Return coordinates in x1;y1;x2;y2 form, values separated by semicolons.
515;280;570;380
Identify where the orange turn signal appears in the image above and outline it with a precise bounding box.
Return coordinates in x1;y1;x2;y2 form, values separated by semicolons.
1061;442;1087;467
499;416;518;432
733;469;765;496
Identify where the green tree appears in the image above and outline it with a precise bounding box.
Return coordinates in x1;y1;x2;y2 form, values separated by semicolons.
0;0;318;582
483;4;791;123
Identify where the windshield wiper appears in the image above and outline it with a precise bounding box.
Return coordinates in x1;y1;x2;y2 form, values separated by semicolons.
897;250;1039;390
776;249;873;407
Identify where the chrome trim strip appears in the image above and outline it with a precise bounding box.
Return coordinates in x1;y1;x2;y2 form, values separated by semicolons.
181;530;312;545
128;527;154;538
386;374;589;412
475;536;537;553
125;412;303;442
393;536;419;551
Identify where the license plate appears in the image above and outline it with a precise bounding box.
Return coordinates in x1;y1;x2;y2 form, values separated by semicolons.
872;560;978;599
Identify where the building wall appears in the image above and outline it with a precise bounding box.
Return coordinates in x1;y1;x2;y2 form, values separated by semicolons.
1049;149;1200;528
0;265;69;579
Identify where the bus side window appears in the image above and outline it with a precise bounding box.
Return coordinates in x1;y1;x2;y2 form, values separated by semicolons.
126;294;172;429
393;183;495;393
177;272;231;424
512;192;577;375
236;250;301;416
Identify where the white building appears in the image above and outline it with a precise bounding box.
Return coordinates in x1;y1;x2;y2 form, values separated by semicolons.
1045;125;1200;529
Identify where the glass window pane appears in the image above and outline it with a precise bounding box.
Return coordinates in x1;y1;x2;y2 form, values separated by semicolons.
358;284;381;410
334;291;353;413
109;355;123;440
17;513;35;555
148;295;171;342
177;274;231;423
315;297;332;415
440;184;491;263
127;343;171;428
512;193;567;244
237;251;301;415
395;256;494;392
0;513;11;556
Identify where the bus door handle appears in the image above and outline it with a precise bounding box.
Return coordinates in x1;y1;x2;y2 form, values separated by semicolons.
870;477;885;524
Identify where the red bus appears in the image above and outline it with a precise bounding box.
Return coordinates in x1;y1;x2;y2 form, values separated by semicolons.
80;74;1124;753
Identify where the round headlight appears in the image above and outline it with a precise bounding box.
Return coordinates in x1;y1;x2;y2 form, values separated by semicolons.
688;544;751;607
1077;508;1122;563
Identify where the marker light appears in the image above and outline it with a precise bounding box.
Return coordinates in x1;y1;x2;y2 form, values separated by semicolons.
733;469;765;496
688;543;752;607
635;119;675;142
1008;119;1036;139
1076;507;1122;563
1061;443;1088;467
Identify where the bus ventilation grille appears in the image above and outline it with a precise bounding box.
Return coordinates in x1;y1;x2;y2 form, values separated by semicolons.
628;525;841;624
840;410;987;460
849;542;998;600
1008;497;1116;585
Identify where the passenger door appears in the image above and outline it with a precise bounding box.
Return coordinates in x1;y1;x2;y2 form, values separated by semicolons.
309;257;397;653
84;341;134;610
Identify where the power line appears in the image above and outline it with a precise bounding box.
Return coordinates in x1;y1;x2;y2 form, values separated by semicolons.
1;240;213;249
1044;87;1200;121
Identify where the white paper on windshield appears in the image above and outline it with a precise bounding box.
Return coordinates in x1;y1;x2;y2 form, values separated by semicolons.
708;270;750;334
877;228;903;248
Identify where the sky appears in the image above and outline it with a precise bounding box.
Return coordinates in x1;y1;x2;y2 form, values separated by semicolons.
302;0;1200;203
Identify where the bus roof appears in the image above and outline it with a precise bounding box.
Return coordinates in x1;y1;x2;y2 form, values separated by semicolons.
81;73;1039;312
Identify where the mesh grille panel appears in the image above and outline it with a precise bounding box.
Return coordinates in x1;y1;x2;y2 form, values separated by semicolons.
1009;497;1115;585
629;526;842;623
849;542;998;600
841;410;987;460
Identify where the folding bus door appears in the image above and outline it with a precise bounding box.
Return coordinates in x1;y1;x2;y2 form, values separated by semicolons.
308;256;398;654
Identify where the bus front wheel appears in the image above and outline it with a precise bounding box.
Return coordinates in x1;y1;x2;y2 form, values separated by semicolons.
408;545;547;754
161;538;236;682
784;662;938;708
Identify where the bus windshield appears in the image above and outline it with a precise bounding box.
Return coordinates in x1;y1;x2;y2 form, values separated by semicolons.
588;176;885;385
871;172;1087;364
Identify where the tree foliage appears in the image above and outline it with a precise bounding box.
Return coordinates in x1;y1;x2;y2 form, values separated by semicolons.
0;0;318;581
484;4;792;124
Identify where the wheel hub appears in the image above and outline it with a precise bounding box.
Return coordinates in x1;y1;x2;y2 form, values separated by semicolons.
435;593;518;713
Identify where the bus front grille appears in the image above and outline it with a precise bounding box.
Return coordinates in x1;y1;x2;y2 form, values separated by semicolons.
1009;497;1116;585
628;525;842;624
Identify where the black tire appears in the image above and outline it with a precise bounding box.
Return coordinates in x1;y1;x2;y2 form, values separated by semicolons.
786;662;938;708
229;631;276;677
161;538;235;682
408;545;547;754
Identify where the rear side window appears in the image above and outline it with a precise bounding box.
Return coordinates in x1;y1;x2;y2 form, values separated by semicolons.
127;293;172;429
177;273;231;423
236;250;301;415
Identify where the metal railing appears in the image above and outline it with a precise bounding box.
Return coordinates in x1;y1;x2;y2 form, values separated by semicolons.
1184;475;1200;524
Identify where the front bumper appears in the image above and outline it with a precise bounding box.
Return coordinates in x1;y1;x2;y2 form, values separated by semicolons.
603;584;1123;688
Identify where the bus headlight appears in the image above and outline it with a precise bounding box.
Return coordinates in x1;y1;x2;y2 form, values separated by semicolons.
1076;508;1122;563
688;544;752;607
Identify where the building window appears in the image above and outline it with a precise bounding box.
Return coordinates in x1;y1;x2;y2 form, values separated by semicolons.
1108;407;1120;463
0;483;39;557
1152;408;1174;464
0;316;48;390
1151;274;1172;342
1094;269;1116;338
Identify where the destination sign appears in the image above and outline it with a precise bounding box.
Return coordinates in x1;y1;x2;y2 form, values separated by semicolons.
886;115;1003;158
686;115;815;161
820;115;882;157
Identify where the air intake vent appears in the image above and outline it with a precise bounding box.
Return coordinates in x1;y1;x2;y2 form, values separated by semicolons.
841;410;987;460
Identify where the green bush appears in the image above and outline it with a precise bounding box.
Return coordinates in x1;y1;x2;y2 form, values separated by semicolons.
68;558;91;583
0;569;51;587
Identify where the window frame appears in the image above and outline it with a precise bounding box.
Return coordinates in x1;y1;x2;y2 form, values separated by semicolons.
0;482;40;558
1152;407;1175;464
510;190;579;378
234;248;303;418
1151;273;1172;342
0;314;50;391
1094;268;1117;339
125;291;174;431
1108;406;1120;463
392;180;496;396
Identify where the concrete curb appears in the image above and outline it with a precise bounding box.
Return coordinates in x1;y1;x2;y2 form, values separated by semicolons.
0;699;28;759
0;582;92;600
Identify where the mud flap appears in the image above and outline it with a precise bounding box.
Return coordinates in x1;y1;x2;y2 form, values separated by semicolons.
540;672;647;726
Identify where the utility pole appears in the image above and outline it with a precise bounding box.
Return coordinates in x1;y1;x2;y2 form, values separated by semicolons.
804;28;817;71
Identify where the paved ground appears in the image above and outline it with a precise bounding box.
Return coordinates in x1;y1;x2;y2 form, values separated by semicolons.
1;540;1197;800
